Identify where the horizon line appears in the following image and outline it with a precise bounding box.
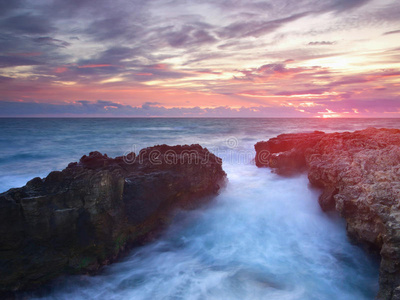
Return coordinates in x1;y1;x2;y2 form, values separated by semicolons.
1;116;400;119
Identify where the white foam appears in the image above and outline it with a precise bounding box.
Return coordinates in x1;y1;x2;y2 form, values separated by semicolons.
31;163;378;300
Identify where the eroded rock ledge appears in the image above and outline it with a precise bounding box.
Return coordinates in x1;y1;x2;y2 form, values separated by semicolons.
255;128;400;300
0;144;226;292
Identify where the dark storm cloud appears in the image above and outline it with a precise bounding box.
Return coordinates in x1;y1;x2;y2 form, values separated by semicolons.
0;0;151;69
0;0;22;16
0;13;54;35
45;47;143;81
0;0;380;67
202;0;371;16
214;0;373;40
167;26;217;48
84;17;142;42
43;0;150;43
34;37;71;48
0;55;42;68
0;34;34;53
98;47;138;63
218;12;309;39
325;0;371;13
61;46;191;83
0;0;385;64
203;0;273;12
77;47;139;67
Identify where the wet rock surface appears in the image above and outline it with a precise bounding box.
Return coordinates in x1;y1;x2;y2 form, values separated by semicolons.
0;144;226;292
255;128;400;299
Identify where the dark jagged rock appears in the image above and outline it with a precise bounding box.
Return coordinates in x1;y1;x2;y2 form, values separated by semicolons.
255;128;400;299
0;144;226;292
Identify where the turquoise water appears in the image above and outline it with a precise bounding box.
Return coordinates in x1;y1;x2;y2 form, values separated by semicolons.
2;118;399;299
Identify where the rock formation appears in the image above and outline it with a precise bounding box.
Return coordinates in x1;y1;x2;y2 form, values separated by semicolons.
0;144;226;292
255;128;400;300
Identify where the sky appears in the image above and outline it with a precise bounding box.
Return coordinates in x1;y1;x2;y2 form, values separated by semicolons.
0;0;399;117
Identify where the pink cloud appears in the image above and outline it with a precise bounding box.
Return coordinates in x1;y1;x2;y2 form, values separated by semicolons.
150;64;168;70
54;67;68;73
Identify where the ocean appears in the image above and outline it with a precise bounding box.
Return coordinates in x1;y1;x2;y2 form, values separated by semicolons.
2;118;400;299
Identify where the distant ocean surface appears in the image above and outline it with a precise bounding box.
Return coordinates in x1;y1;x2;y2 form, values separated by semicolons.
2;118;400;300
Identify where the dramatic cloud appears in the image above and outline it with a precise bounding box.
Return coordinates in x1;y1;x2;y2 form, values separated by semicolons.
0;55;41;68
218;12;309;39
34;37;71;48
0;0;399;117
0;13;54;35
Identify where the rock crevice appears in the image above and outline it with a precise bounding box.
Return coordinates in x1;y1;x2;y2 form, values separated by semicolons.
255;128;400;299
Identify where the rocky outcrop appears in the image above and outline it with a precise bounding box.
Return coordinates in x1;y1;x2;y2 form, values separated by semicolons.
0;144;226;292
255;128;400;299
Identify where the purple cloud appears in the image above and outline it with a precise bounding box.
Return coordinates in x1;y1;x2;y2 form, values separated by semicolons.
308;41;336;46
383;29;400;35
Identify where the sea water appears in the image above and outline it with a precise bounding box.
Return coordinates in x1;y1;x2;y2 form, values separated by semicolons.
2;118;399;299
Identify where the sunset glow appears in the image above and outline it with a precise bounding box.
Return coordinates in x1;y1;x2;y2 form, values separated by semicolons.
0;0;400;117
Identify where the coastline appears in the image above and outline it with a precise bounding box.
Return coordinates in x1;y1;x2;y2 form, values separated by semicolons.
255;128;400;299
0;119;397;298
0;145;226;293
